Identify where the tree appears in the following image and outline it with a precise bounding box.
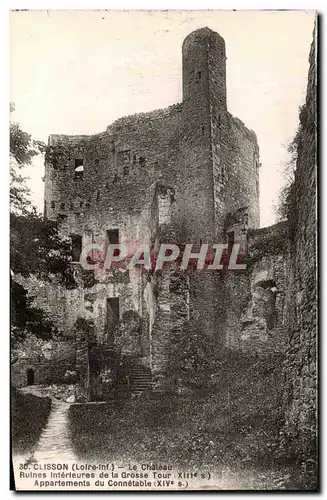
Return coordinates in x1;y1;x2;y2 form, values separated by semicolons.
9;103;45;215
275;105;304;223
10;104;74;347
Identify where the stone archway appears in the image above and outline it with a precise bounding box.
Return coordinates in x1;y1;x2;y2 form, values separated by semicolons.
253;279;277;331
240;278;279;343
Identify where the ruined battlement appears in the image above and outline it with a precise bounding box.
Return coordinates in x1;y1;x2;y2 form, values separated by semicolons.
106;103;183;132
45;27;260;243
40;28;268;394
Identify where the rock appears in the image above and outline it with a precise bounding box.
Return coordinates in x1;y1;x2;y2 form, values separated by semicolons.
66;395;76;403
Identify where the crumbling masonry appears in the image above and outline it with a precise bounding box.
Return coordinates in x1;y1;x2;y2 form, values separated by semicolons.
14;28;291;400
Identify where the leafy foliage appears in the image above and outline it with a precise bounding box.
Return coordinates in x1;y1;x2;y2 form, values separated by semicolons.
10;105;75;345
12;387;52;454
11;281;54;346
67;352;316;489
275;107;304;224
10;121;45;167
10;108;46;214
170;319;220;393
10;212;73;282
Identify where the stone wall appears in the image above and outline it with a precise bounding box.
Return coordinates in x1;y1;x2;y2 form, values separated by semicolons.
44;104;182;228
283;26;317;459
36;27;265;393
212;113;260;236
225;222;288;353
12;336;76;388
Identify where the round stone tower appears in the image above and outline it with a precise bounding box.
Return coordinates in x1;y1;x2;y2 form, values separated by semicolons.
177;28;228;242
182;27;227;110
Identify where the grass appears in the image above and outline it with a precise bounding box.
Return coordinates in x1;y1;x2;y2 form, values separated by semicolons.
67;353;318;490
11;386;52;455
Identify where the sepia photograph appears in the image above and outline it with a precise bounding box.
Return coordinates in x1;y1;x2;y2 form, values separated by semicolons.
10;9;317;491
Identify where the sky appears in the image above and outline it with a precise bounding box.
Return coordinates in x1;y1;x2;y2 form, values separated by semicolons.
10;9;316;227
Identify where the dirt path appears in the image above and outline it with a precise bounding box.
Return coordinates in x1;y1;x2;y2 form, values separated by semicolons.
13;387;76;466
33;398;76;462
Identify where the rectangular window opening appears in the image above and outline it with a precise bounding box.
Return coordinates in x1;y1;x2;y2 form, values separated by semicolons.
75;159;84;179
106;229;119;257
227;231;234;257
106;297;120;342
106;229;119;245
71;234;82;262
75;158;84;168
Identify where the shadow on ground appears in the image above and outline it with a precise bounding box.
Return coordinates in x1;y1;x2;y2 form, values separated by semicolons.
11;386;52;455
68;394;316;491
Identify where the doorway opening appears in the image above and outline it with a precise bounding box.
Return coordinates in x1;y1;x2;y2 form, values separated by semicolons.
106;297;120;348
27;368;35;386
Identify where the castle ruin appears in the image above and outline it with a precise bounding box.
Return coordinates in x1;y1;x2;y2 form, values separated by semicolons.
13;28;288;401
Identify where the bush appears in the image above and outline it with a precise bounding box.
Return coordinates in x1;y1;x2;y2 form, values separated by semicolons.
11;387;51;454
68;352;285;469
